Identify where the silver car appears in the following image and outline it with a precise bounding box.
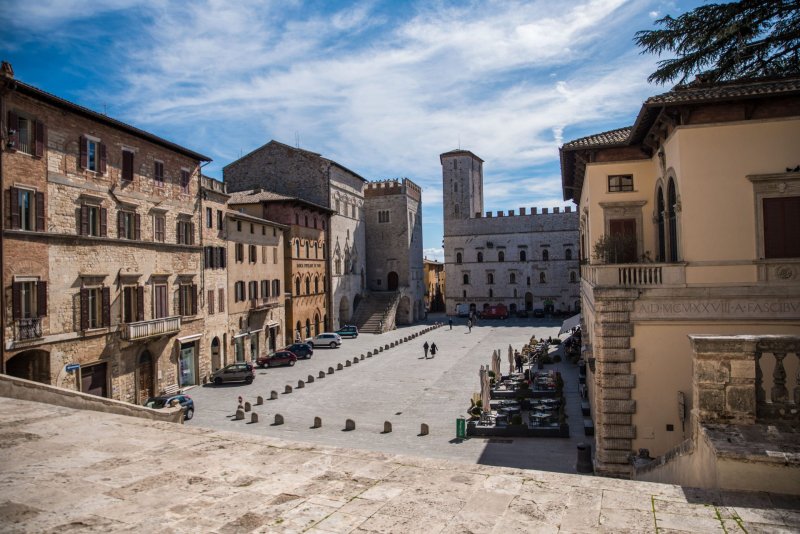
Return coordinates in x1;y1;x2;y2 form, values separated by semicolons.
309;333;342;348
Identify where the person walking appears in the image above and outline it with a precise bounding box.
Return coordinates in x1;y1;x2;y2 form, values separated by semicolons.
514;351;523;373
430;342;438;357
448;318;453;330
467;319;472;333
423;341;430;358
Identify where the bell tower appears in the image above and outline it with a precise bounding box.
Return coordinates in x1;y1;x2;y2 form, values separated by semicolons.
440;150;484;231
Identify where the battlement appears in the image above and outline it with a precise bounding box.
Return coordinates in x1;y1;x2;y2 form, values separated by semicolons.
365;178;422;201
201;175;227;194
475;205;573;218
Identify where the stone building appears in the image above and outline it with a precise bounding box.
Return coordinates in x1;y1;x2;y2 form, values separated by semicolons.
223;140;366;330
441;150;580;316
423;258;445;312
363;179;425;324
560;75;800;479
227;190;330;344
200;176;229;372
1;66;211;402
222;205;286;362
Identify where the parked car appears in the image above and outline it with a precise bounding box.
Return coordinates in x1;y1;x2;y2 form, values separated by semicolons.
516;310;529;318
309;332;342;348
285;342;313;359
211;363;255;385
532;308;546;318
257;350;298;368
143;394;194;420
478;304;509;320
336;325;359;338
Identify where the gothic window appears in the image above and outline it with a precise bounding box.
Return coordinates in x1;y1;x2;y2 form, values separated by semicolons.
509;273;516;284
314;276;319;293
542;249;549;261
570;271;577;283
295;277;301;295
656;185;666;261
463;274;469;285
305;277;310;295
667;178;679;262
498;251;504;262
519;250;526;262
456;252;462;264
477;252;483;263
565;249;572;260
487;273;494;285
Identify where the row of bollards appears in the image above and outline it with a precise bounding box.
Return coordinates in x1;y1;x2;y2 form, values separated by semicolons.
233;407;429;435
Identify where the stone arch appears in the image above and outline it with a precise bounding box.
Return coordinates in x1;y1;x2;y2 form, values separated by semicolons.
314;275;319;294
397;296;412;325
339;296;350;327
655;180;667;262
304;276;311;295
211;336;221;371
294;276;301;296
6;349;50;384
136;350;154;404
667;176;680;262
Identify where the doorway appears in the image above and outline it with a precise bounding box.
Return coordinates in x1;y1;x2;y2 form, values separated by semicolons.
6;350;50;384
137;351;153;404
211;337;221;371
387;271;399;291
80;362;108;398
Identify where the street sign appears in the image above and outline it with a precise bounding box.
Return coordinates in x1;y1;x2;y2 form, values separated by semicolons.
65;364;80;373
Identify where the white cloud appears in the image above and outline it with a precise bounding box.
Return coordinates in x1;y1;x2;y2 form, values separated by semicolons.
423;248;444;262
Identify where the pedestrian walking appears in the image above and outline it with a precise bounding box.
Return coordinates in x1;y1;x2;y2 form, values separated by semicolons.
448;318;453;330
430;342;438;357
423;341;430;358
467;319;472;333
514;351;523;373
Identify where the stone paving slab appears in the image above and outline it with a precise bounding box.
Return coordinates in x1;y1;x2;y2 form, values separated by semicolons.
1;397;798;533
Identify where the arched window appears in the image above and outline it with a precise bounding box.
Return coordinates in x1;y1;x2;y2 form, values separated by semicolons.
305;319;311;337
304;215;308;227
498;251;504;262
477;252;483;263
487;273;494;284
322;243;326;259
656;185;666;261
305;242;310;258
295;213;299;225
314;242;318;258
542;249;549;261
295;240;300;258
565;249;572;260
463;274;470;285
456;252;462;264
570;272;577;282
668;178;678;262
539;272;546;283
313;217;317;228
294;277;300;295
314;276;319;293
305;277;310;295
519;250;527;261
510;273;516;284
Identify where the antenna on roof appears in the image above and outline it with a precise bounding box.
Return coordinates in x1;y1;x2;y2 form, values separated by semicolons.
295;131;300;148
458;135;461;150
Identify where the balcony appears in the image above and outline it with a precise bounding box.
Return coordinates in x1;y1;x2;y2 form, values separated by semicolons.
249;296;281;311
581;262;685;288
120;316;181;341
16;317;42;341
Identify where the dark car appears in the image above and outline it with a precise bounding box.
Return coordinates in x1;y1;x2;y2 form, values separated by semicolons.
257;350;298;368
286;343;313;359
144;394;194;420
211;363;255;385
335;325;359;338
516;310;529;318
533;308;546;318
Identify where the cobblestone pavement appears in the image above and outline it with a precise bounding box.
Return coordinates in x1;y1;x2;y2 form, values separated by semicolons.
186;315;592;473
1;396;798;533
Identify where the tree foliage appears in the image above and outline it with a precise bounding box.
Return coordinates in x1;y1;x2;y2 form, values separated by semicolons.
635;1;800;85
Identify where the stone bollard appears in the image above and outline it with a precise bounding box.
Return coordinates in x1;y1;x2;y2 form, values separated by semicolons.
374;347;379;353
307;375;315;383
345;361;351;367
379;347;384;353
319;370;325;378
337;363;344;370
328;367;335;374
345;419;356;431
235;409;244;420
312;416;322;428
284;385;293;394
352;358;358;364
360;354;365;360
383;421;392;433
244;402;252;412
390;342;395;348
270;390;278;400
250;413;259;424
297;380;304;389
384;344;389;350
274;414;284;426
256;396;263;406
577;443;593;474
367;351;372;357
420;423;429;436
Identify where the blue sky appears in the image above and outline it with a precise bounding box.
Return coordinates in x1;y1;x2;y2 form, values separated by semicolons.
2;0;706;261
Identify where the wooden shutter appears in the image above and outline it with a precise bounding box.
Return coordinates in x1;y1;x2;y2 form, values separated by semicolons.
189;223;195;245
37;281;47;317
101;287;111;327
191;285;198;315
99;143;107;174
178;286;185;315
218;288;224;312
80;288;89;330
11;281;21;319
117;211;125;238
9;186;20;229
764;197;800;258
35;192;45;231
79;136;87;169
7;111;18;152
100;208;107;237
220;247;226;268
122;151;134;181
208;289;214;315
34;121;46;158
80;204;89;235
136;286;144;321
177;221;184;244
134;213;141;240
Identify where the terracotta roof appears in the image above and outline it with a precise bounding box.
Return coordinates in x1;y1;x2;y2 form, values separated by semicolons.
645;76;800;105
228;189;293;204
560;127;631;150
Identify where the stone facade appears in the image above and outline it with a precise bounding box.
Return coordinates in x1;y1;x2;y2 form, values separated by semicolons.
441;150;580;316
200;176;229;372
2;70;211;403
363;179;425;323
423;259;445;312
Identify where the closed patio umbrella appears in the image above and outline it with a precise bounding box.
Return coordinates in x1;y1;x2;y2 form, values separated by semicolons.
508;345;514;376
492;350;501;378
479;365;490;415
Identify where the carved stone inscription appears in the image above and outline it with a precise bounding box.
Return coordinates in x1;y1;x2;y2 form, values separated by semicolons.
634;298;800;320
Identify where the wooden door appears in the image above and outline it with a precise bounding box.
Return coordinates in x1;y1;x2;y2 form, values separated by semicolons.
137;352;153;404
609;218;637;263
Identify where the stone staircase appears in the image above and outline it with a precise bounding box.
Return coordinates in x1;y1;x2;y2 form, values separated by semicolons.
352;292;399;334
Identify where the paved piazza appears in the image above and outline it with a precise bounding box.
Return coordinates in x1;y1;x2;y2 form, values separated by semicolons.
186;315;590;472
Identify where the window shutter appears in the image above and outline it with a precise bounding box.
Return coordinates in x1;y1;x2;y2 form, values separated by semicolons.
136;286;144;321
37;280;47;317
191;285;198;315
34;121;46;158
80;205;89;235
134;213;141;240
179;286;185;315
176;221;184;244
7;111;18;152
80;288;89;330
212;247;218;268
10;186;20;229
219;288;224;312
99;143;107;174
100;207;108;237
220;247;226;268
189;223;195;245
117;210;125;238
208;289;214;315
35;192;45;231
101;287;111;326
11;281;21;319
122;151;133;181
79;136;87;169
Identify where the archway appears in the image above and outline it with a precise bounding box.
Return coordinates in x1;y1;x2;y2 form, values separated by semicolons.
211;337;221;371
136;350;154;404
397;296;412;325
339;296;350;327
525;292;533;311
305;319;311;338
353;294;362;315
387;271;399;291
6;349;50;384
314;313;321;335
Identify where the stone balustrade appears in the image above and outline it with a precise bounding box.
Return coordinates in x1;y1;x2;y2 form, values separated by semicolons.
119;316;181;341
582;263;685;288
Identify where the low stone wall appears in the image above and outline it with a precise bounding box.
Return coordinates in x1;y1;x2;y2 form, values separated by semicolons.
0;374;183;423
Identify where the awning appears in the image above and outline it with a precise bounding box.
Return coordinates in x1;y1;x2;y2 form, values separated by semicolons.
559;313;581;336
